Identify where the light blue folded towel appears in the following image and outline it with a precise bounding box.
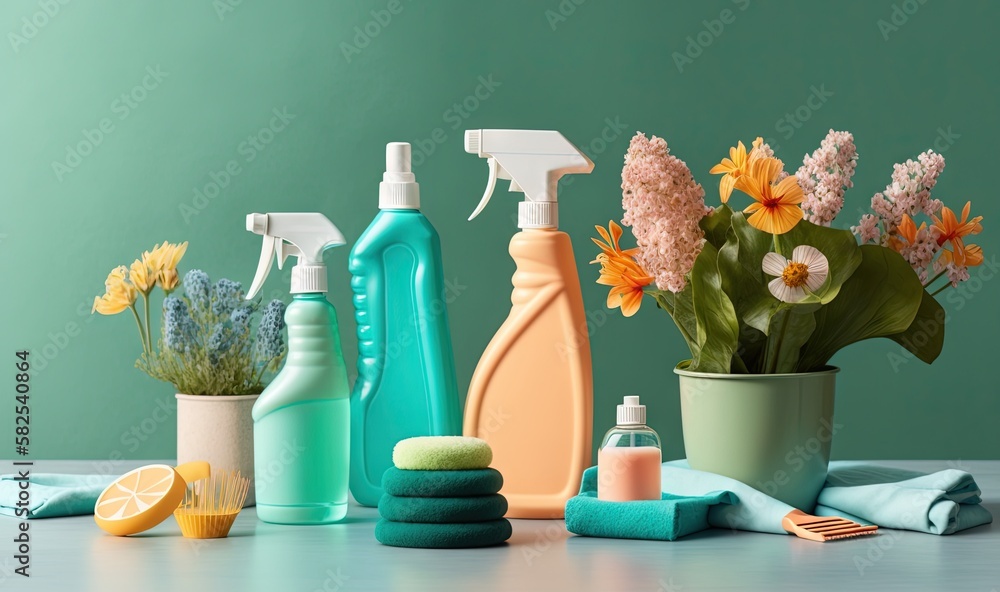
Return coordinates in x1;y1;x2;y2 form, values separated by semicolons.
662;460;993;535
0;474;117;519
565;466;735;541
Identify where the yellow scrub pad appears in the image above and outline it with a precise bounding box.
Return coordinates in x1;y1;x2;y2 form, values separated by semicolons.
94;464;187;536
174;461;211;485
393;436;493;470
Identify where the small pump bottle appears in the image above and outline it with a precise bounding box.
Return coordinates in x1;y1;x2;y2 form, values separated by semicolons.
597;396;662;502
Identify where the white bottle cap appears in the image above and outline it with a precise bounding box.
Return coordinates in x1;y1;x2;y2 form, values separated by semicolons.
518;201;557;229
617;395;645;426
291;264;327;294
379;142;420;209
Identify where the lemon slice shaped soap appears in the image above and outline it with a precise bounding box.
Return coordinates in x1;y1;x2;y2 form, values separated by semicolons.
94;464;186;536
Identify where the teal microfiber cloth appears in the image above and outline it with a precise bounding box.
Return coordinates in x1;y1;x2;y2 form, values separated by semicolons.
661;460;993;535
0;473;116;519
393;436;492;470
564;466;736;541
379;493;507;523
375;518;512;548
382;467;503;497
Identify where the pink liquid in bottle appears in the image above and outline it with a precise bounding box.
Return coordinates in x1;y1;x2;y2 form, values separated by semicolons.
597;396;662;502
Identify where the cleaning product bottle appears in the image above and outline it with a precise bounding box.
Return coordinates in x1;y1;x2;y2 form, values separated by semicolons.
597;396;662;502
462;129;595;519
244;212;351;524
348;142;462;507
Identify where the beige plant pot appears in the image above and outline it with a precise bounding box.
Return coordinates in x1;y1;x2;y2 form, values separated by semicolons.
176;393;258;507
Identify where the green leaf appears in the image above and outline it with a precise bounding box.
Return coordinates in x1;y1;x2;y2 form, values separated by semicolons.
651;288;698;361
887;288;946;364
775;218;862;304
716;211;773;371
762;306;817;374
699;205;733;251
796;245;924;372
688;242;739;373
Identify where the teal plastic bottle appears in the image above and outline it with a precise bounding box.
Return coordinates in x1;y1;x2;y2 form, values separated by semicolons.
348;143;462;507
244;212;351;524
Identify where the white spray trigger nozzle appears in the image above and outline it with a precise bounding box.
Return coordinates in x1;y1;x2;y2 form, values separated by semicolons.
244;212;346;298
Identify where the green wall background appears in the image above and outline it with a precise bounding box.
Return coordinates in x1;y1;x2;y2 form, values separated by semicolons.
2;0;997;464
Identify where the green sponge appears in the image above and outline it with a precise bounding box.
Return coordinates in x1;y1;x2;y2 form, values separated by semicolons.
379;493;508;523
393;436;492;471
382;467;503;497
375;519;512;549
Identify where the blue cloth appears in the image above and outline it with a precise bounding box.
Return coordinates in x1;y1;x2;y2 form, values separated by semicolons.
565;466;735;541
661;460;993;535
0;474;116;519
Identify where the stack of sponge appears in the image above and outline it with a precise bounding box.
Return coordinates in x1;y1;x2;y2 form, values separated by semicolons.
375;436;512;548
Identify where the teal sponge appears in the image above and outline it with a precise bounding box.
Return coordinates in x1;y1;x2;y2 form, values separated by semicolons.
382;467;503;497
379;493;508;523
375;519;511;548
392;436;492;470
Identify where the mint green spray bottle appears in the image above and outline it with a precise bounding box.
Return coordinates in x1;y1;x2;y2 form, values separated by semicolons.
348;143;462;506
244;212;351;524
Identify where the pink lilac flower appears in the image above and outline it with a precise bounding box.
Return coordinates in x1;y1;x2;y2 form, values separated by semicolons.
854;214;881;244
796;130;858;226
894;223;940;283
621;132;710;293
867;150;945;235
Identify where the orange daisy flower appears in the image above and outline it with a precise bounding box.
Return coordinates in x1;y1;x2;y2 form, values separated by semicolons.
591;221;653;317
734;156;804;235
931;201;983;266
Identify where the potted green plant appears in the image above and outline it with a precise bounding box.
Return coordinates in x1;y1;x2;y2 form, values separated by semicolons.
592;131;983;509
93;244;287;506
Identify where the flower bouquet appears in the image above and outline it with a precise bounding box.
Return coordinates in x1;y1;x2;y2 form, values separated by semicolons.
592;130;983;508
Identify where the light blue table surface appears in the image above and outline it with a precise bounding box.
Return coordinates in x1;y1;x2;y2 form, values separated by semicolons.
1;460;997;592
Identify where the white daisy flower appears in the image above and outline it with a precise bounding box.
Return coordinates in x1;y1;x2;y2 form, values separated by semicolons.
761;245;829;303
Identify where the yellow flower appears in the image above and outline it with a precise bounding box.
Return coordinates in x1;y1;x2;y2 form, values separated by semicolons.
92;266;137;315
591;221;653;317
148;241;188;291
931;202;983;267
734;156;804;235
709;137;767;203
158;269;179;292
129;258;154;294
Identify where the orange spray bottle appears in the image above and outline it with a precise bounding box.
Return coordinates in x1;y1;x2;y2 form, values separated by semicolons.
463;129;594;519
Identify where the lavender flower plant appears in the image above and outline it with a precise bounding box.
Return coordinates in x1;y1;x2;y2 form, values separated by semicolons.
138;269;287;395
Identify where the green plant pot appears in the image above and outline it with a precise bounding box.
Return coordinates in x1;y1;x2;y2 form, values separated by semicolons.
675;365;838;510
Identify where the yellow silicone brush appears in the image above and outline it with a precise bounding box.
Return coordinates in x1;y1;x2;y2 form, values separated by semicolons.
173;470;250;539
